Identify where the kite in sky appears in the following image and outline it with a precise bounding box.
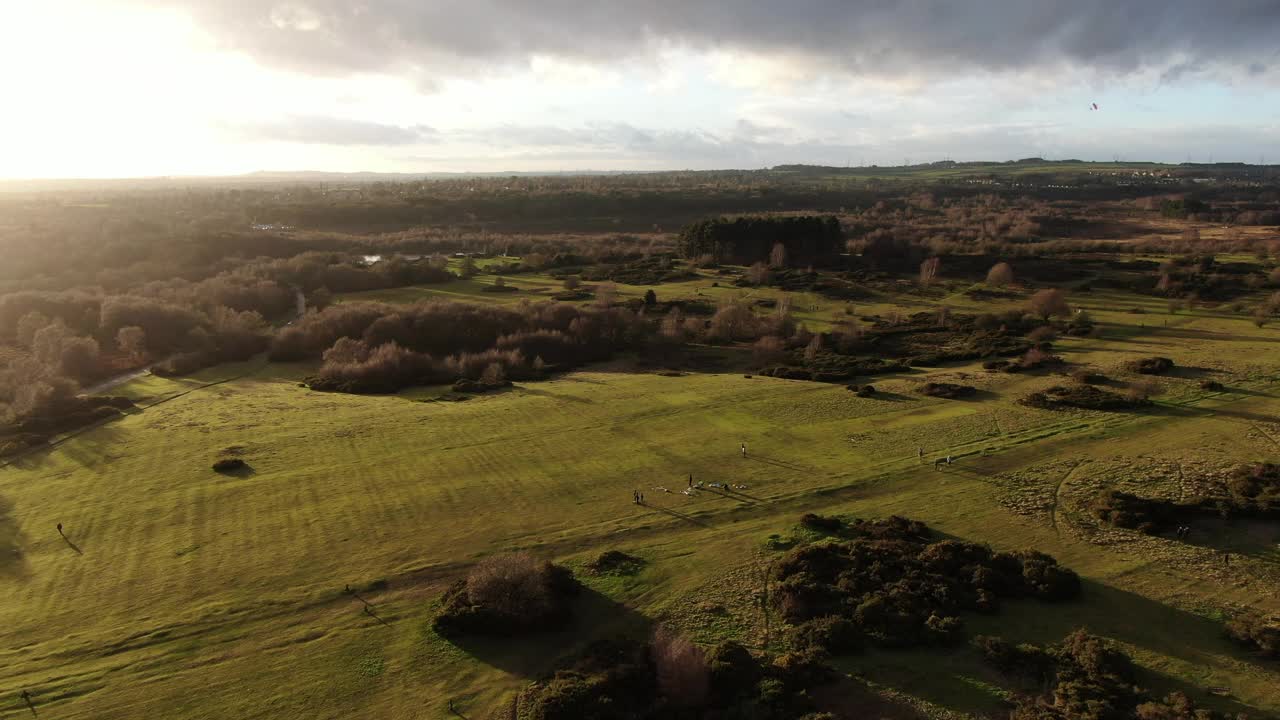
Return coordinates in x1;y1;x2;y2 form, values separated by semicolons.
1091;103;1099;110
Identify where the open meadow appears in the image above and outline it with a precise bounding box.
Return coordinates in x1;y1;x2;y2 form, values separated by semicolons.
3;272;1280;718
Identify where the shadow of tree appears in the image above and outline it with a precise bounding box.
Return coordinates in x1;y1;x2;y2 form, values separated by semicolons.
0;495;31;579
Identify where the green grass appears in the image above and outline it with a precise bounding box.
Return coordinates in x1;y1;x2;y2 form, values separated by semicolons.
3;287;1280;718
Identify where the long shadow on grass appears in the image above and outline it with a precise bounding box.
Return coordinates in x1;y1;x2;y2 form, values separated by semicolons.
968;579;1273;678
643;502;710;528
1152;403;1280;426
745;454;808;472
441;585;651;676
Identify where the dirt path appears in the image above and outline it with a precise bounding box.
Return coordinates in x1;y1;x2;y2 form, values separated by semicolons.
1049;461;1083;534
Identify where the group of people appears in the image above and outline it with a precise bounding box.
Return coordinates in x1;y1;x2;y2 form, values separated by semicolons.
1174;525;1192;539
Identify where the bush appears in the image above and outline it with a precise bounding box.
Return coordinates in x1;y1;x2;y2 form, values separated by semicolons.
920;382;977;399
799;513;845;534
792;616;863;654
433;553;580;637
1199;380;1226;391
1070;368;1108;384
211;457;246;473
1023;385;1146;411
856;384;877;397
1126;356;1175;375
584;550;646;576
773;517;1079;649
1225;613;1280;658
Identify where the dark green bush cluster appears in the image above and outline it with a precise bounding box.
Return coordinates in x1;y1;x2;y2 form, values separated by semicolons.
1089;463;1280;534
433;553;580;638
1085;491;1201;535
507;637;836;720
1126;356;1175;375
1226;463;1280;516
775;517;1080;651
977;630;1243;720
584;550;646;576
764;355;908;382
1024;385;1146;411
678;215;843;266
211;458;247;473
920;382;978;399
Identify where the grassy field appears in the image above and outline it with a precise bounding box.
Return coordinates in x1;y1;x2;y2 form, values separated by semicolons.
3;283;1280;718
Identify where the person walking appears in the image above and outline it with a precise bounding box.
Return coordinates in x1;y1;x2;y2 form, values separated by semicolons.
918;447;925;463
56;522;63;535
688;473;693;488
946;455;953;466
741;443;747;458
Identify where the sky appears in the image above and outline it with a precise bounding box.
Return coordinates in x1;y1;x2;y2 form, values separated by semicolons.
1;0;1278;179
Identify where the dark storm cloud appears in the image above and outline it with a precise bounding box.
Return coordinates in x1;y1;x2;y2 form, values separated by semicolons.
141;0;1280;79
227;115;437;145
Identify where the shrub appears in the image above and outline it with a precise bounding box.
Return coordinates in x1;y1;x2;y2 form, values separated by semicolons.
799;513;845;534
1225;613;1280;658
1023;385;1146;411
920;382;977;399
856;384;876;397
705;641;760;703
1126;356;1175;375
1070;368;1108;384
584;550;646;576
773;517;1079;649
792;616;863;654
211;458;246;473
433;553;580;637
1199;380;1226;391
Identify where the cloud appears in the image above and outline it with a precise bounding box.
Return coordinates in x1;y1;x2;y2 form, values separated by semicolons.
141;1;1280;83
226;115;437;145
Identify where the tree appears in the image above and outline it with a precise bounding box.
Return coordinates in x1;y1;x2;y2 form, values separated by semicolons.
532;355;546;375
652;626;709;708
57;336;100;382
116;326;147;362
643;289;657;307
493;275;506;289
747;262;769;285
753;335;787;364
986;262;1014;287
458;255;478;279
594;282;617;307
481;362;507;386
660;308;685;342
16;311;50;348
1027;289;1070;321
769;242;788;269
804;334;822;362
919;257;941;287
562;275;582;291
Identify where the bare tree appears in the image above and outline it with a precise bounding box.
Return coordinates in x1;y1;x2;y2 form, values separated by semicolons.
769;242;788;269
753;335;787;365
746;262;769;285
986;262;1014;287
803;334;823;362
652;626;709;708
1027;288;1070;321
919;257;941;287
117;326;148;363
